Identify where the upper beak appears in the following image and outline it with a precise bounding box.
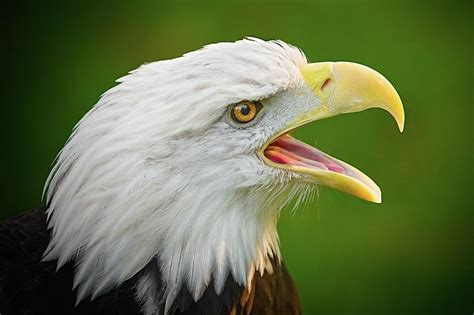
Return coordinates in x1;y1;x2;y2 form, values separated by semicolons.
299;62;404;132
260;62;404;203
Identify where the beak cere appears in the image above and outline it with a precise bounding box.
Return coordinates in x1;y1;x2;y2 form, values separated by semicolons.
259;62;405;203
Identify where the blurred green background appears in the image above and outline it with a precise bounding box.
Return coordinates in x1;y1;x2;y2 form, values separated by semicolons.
2;1;472;314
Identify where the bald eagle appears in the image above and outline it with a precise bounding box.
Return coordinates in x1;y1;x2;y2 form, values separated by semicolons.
0;38;404;315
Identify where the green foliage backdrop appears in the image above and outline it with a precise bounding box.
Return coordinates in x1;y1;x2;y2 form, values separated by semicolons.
2;1;472;314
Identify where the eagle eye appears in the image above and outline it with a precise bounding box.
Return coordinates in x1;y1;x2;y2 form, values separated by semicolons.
230;101;262;124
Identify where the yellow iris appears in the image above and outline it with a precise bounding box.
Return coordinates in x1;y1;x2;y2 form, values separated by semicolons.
231;101;259;123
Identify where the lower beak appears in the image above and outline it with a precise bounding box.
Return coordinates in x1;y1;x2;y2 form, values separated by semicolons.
260;62;405;203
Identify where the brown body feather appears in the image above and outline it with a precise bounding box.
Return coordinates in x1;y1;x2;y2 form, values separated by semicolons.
233;260;302;315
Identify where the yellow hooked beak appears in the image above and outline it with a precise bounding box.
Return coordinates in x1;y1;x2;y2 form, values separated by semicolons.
259;62;405;203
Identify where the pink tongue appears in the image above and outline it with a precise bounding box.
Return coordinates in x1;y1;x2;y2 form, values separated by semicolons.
265;146;329;170
264;135;346;174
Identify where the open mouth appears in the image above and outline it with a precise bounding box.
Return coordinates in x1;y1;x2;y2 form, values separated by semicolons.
259;129;382;203
265;134;345;173
254;61;404;203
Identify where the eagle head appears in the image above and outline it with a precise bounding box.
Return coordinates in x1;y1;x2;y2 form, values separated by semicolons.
42;38;404;311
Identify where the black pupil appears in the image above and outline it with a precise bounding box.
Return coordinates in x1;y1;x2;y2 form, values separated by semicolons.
240;104;250;115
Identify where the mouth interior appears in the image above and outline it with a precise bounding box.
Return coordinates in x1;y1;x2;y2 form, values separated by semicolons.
264;134;346;174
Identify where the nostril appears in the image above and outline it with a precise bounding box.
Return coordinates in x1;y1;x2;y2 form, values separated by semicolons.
321;78;332;92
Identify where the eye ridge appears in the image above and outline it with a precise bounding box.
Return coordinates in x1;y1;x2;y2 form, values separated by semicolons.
231;101;261;124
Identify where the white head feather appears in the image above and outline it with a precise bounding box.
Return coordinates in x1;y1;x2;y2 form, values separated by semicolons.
43;38;315;312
